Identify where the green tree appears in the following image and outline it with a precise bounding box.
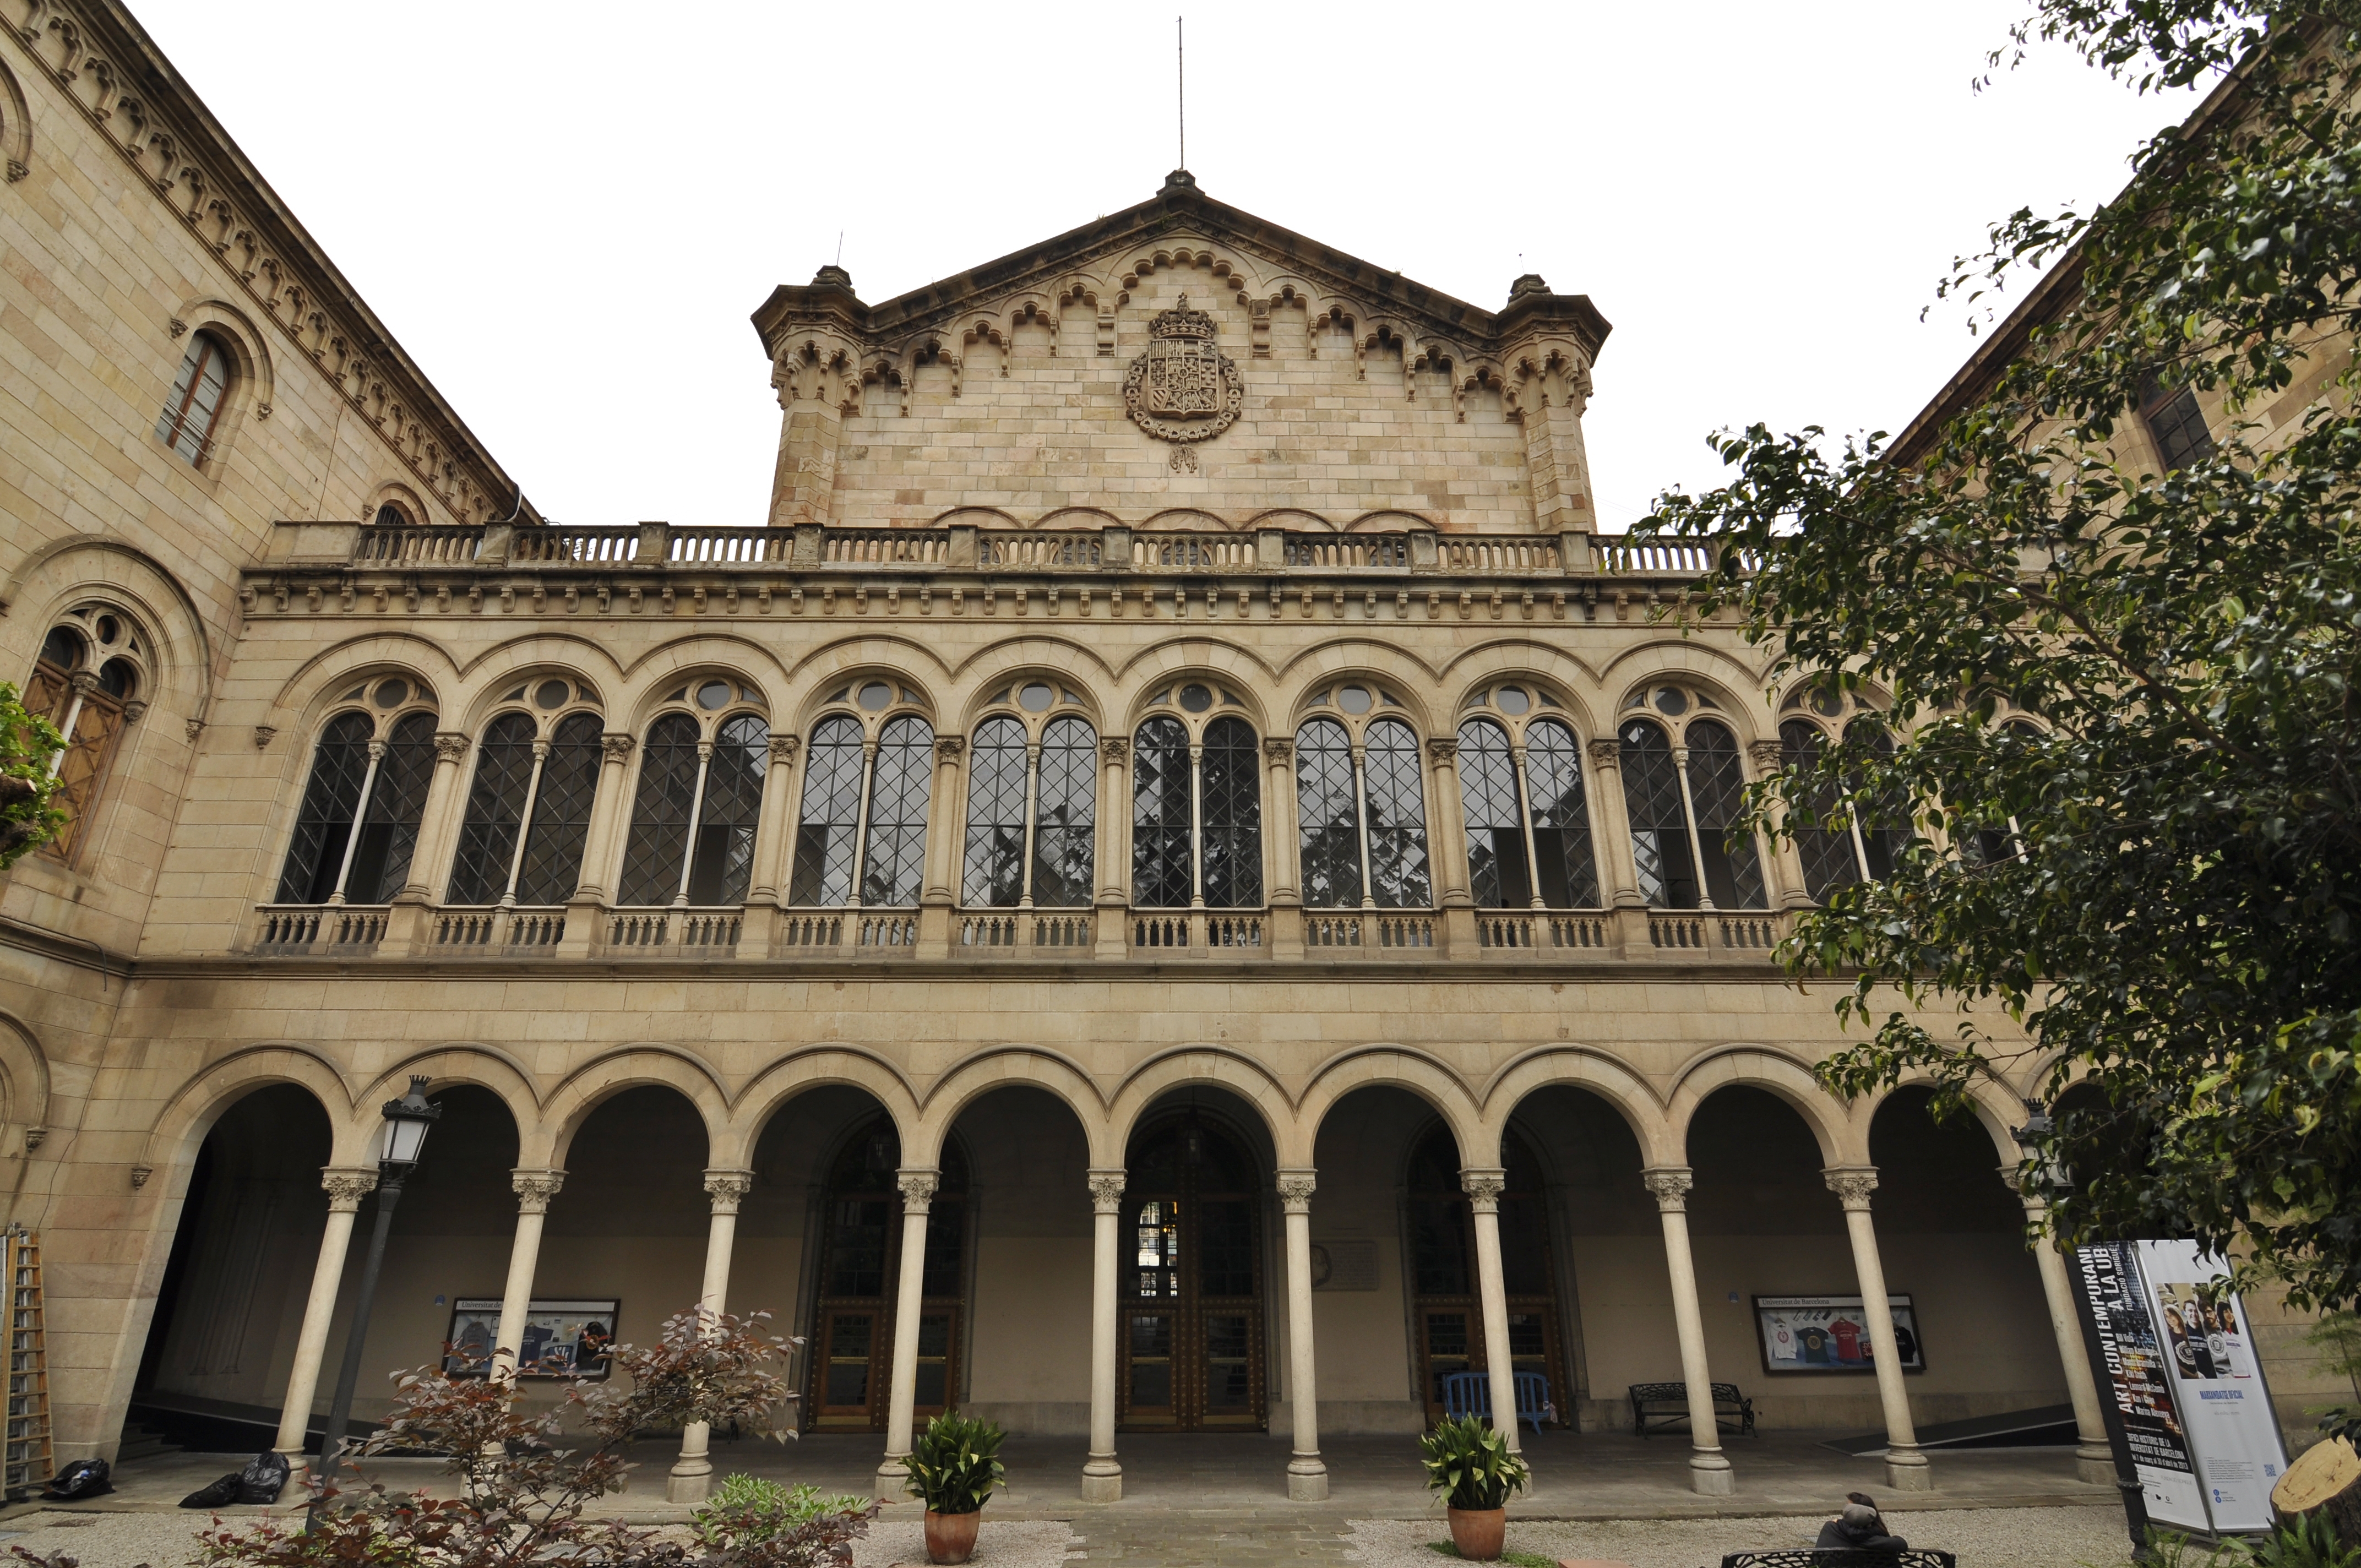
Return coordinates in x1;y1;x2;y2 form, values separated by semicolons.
0;684;64;868
1636;0;2361;1349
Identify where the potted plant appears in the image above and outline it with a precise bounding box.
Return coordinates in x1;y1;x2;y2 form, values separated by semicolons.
904;1409;1007;1565
1419;1412;1531;1562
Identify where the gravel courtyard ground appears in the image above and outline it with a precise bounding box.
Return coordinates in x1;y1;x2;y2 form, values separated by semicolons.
1343;1507;2148;1568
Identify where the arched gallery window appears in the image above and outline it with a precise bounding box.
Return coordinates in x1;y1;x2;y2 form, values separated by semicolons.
617;678;770;907
445;677;607;906
155;331;232;465
1454;682;1599;909
22;607;148;863
276;678;440;904
1131;683;1260;909
1617;683;1765;910
962;681;1096;908
1776;683;1912;900
1294;681;1430;908
788;679;935;908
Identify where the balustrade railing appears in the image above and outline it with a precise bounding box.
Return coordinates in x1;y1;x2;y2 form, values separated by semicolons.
253;905;388;954
1283;534;1407;570
606;907;743;954
510;526;638;564
1441;537;1560;573
669;527;787;564
352;526;482;565
430;907;567;950
825;530;948;565
982;533;1101;568
1132;533;1258;571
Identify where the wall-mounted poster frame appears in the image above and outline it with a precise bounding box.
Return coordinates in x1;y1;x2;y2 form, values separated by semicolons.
442;1298;620;1379
1753;1294;1924;1374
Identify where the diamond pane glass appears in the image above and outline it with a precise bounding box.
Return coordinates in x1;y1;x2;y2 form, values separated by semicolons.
962;717;1028;908
1456;718;1528;908
1131;717;1193;908
859;715;933;907
1782;720;1860;900
1685;720;1766;908
618;713;701;905
1363;719;1431;908
1619;718;1698;908
275;711;375;903
514;713;605;905
1294;718;1361;908
1200;716;1262;908
790;716;866;906
1845;718;1910;882
445;712;536;906
344;712;438;905
686;714;768;905
1031;716;1097;908
1524;718;1598;907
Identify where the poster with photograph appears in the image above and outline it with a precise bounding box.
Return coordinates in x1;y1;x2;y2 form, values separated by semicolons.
443;1298;619;1379
2137;1241;2288;1534
1753;1294;1923;1374
2068;1242;2207;1532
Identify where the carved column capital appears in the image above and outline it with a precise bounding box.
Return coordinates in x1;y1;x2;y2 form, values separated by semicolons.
1748;739;1784;772
897;1167;940;1213
433;732;471;765
1262;737;1295;766
1425;736;1459;765
67;669;100;697
769;733;801;764
1586;737;1620;771
120;699;148;723
511;1167;567;1213
1100;736;1130;764
601;732;636;765
1275;1169;1317;1214
934;735;965;764
1823;1166;1879;1212
366;739;390;764
1087;1169;1127;1214
696;741;716;763
1641;1167;1695;1211
1459;1167;1507;1213
703;1168;757;1213
530;740;552;763
320;1166;380;1211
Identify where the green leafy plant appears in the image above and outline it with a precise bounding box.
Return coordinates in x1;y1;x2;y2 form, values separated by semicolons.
902;1410;1006;1516
694;1476;871;1550
2251;1512;2361;1568
0;684;64;869
1423;1543;1555;1568
1418;1414;1530;1512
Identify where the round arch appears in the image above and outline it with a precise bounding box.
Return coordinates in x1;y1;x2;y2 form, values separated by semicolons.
1109;1047;1299;1166
722;1046;922;1169
909;1047;1111;1167
350;1046;541;1158
1667;1046;1853;1167
536;1048;730;1169
1478;1046;1679;1167
138;1045;356;1176
0;1010;53;1139
1296;1047;1483;1170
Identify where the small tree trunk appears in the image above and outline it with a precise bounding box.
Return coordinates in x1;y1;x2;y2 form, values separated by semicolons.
2272;1435;2361;1540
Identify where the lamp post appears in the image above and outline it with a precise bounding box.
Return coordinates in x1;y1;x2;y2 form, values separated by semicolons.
2011;1098;2072;1199
311;1076;440;1507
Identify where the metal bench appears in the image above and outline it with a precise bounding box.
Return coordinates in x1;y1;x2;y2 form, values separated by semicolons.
1628;1380;1756;1437
1438;1369;1553;1435
1719;1553;1956;1567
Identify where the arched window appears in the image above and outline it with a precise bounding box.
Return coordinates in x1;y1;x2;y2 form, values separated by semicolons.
1131;716;1193;907
155;332;232;465
276;704;439;905
1128;684;1263;910
1294;718;1360;907
371;503;411;527
1777;680;1916;899
960;691;1097;910
22;609;147;864
790;716;866;906
1780;720;1858;901
1199;717;1262;907
1453;704;1600;910
1618;710;1765;910
617;709;771;906
859;715;934;907
445;710;605;906
786;682;937;910
1294;714;1432;910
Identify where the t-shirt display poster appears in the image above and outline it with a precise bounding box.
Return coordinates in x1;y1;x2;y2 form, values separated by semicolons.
1752;1294;1923;1373
2136;1241;2288;1533
2065;1243;2215;1534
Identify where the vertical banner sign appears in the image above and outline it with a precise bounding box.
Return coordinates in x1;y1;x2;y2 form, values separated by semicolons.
2135;1242;2289;1534
2069;1242;2208;1533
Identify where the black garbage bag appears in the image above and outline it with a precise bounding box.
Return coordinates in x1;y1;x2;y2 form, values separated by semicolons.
43;1457;112;1499
179;1472;241;1509
236;1449;291;1504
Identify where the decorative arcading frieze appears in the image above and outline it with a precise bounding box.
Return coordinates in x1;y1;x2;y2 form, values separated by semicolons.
4;0;515;524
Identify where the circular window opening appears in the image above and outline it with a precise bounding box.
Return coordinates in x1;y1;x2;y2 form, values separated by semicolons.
697;680;733;711
1495;685;1531;716
373;678;410;709
1652;686;1689;716
1178;683;1213;714
1810;688;1845;718
1019;682;1054;713
95;615;122;645
535;679;570;710
1337;684;1373;715
858;680;893;711
98;660;137;700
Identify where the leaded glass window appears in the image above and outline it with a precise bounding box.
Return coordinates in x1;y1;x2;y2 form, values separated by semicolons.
686;714;769;905
616;711;769;906
1685;720;1766;908
1782;718;1859;899
962;717;1028;907
1524;719;1598;908
1456;718;1529;907
1132;717;1193;907
514;714;605;905
1619;719;1698;908
446;713;537;906
1363;718;1432;908
276;712;376;904
276;711;436;905
1033;716;1097;907
1295;718;1361;908
790;716;866;906
1200;716;1261;908
617;714;702;905
859;715;933;907
1845;718;1908;884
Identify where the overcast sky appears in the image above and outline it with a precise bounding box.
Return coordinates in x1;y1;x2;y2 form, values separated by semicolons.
131;1;2201;532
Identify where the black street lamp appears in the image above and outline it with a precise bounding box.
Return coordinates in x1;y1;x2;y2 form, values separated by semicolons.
310;1076;440;1512
2012;1098;2074;1198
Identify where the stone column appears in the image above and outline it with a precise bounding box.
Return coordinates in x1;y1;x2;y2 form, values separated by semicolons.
325;741;388;905
1425;737;1472;907
876;1167;938;1495
1585;738;1647;951
1824;1168;1930;1491
747;734;802;906
667;1169;756;1504
2005;1170;2115;1484
1082;1168;1125;1502
1094;737;1130;959
1642;1167;1736;1495
1461;1168;1523;1455
574;733;637;902
402;732;474;902
1747;738;1811;911
273;1167;378;1468
1261;737;1301;902
918;737;964;951
490;1169;565;1383
1276;1169;1327;1500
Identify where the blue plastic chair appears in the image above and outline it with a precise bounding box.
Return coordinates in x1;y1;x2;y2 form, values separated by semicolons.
1438;1369;1552;1435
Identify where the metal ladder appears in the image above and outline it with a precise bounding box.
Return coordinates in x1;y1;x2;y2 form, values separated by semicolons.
5;1229;52;1500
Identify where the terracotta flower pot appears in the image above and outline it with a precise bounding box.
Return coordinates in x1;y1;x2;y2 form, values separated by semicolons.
924;1507;981;1565
1446;1506;1506;1561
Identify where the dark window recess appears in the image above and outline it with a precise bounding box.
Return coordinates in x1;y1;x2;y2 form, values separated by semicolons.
2141;375;2216;470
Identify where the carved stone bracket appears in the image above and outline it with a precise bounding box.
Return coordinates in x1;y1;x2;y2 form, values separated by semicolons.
1459;1167;1507;1213
1275;1169;1317;1214
130;1163;153;1189
512;1168;567;1213
1641;1167;1694;1212
1823;1167;1879;1212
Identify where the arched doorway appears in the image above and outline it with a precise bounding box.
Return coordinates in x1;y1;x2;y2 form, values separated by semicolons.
807;1115;969;1431
1406;1123;1569;1427
1119;1113;1266;1430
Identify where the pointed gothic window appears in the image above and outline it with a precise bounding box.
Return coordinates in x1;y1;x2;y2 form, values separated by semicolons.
22;613;146;864
617;711;770;906
276;710;438;905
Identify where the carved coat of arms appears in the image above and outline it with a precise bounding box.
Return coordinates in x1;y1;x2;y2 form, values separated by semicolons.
1123;295;1243;444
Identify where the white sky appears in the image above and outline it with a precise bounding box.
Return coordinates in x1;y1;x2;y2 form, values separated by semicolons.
130;0;2201;532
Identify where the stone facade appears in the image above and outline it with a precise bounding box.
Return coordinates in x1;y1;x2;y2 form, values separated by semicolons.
1;0;2342;1512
